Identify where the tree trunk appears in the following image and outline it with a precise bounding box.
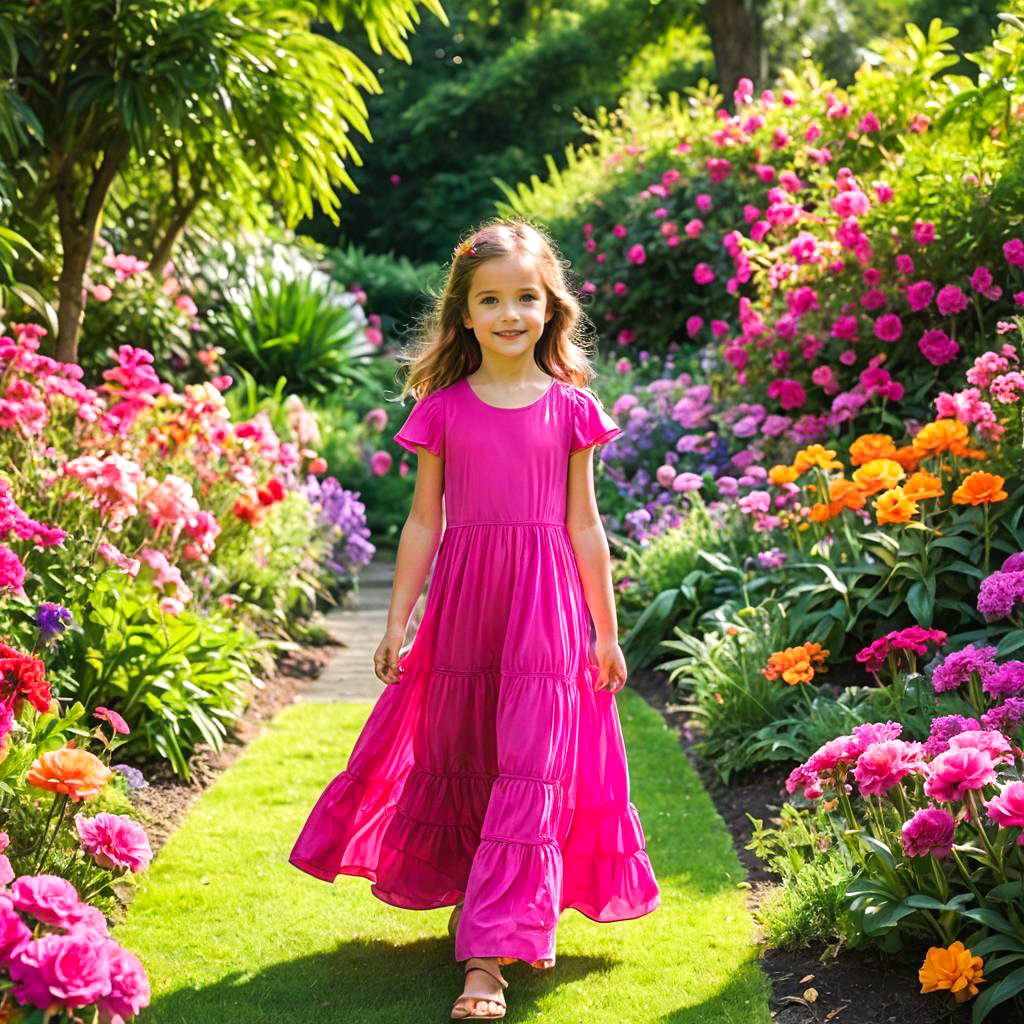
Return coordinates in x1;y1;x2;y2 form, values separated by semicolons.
150;191;204;274
53;143;128;365
702;0;766;106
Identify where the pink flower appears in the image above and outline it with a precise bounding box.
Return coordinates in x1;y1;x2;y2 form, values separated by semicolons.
693;263;715;285
767;378;806;410
685;315;703;338
853;740;925;796
0;545;25;592
91;284;112;302
0;894;32;960
905;280;934;311
10;875;81;929
174;293;198;317
918;329;960;367
924;747;997;802
96;941;151;1021
8;931;112;1009
831;315;858;340
947;730;1013;764
370;450;392;476
858;112;881;133
832;190;870;218
684;218;703;238
875;182;895;203
93;707;130;735
986;780;1024;841
75;813;152;872
901;808;955;858
696;193;713;211
936;285;968;316
873;313;903;341
97;541;141;579
805;735;863;776
612;224;627;238
970;266;994;292
628;244;646;265
913;220;935;246
1003;238;1024;268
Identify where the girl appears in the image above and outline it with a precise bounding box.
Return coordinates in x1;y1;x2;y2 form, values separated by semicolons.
289;218;660;1019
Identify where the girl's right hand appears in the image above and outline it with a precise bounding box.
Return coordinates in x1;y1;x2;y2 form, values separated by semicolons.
374;628;407;685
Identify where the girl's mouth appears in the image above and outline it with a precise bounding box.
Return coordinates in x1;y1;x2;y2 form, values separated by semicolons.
496;330;525;338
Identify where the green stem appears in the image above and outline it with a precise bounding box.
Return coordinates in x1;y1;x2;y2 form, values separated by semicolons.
33;794;70;875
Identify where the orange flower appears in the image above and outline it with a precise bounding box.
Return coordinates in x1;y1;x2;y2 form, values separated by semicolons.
792;444;843;475
809;478;866;522
891;445;922;472
27;747;112;803
919;942;984;1002
953;471;1008;506
874;486;919;525
768;464;799;486
763;644;829;685
851;458;905;496
903;470;943;501
911;419;970;459
849;433;896;466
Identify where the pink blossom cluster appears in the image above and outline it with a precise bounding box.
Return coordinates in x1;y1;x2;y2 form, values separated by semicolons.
74;813;152;873
63;455;146;532
1;871;150;1020
99;345;174;437
855;626;947;676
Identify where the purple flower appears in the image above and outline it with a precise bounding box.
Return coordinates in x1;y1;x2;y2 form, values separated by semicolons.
756;548;787;569
1002;552;1024;572
981;698;1024;736
901;808;955;858
936;285;969;316
985;661;1024;699
924;714;982;758
931;644;999;693
977;571;1024;621
110;764;149;790
34;602;74;642
918;329;960;367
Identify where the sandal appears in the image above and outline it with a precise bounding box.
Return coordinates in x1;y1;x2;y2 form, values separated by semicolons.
450;961;508;1020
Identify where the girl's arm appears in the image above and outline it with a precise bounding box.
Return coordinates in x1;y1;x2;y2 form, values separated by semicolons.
376;447;444;683
566;447;626;692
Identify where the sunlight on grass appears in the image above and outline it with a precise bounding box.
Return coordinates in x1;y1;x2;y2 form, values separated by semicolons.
113;690;771;1023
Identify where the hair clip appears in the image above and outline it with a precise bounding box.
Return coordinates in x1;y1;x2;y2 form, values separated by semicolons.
457;236;480;259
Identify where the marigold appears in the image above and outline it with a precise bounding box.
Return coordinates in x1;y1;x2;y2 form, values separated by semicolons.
768;464;799;486
891;445;922;472
953;471;1008;506
27;747;112;802
874;486;919;525
902;470;943;501
809;478;866;522
763;644;829;685
851;458;905;496
849;433;896;466
919;941;984;1002
912;419;970;459
792;444;843;475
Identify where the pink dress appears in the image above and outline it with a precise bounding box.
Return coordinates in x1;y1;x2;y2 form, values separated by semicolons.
289;375;660;967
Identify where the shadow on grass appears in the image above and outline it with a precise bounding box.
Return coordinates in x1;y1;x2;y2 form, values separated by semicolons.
144;935;618;1023
661;963;771;1024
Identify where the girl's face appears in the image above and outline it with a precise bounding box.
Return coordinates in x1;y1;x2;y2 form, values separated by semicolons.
462;255;554;358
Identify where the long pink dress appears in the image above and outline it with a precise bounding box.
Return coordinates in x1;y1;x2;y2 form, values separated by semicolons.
289;375;660;967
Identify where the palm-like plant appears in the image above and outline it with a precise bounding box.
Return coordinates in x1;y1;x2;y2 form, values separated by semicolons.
0;0;447;363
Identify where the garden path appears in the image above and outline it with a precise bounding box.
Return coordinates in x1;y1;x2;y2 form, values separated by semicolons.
110;553;771;1022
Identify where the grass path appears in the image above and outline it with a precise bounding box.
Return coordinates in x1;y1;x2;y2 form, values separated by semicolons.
113;690;771;1023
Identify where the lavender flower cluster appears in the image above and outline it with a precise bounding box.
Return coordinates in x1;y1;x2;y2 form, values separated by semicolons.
301;475;375;581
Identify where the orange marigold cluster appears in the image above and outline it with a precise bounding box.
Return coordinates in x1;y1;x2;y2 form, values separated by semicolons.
762;643;829;685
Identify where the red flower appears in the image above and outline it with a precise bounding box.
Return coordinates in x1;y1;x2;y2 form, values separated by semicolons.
256;477;285;507
0;642;51;713
233;498;264;526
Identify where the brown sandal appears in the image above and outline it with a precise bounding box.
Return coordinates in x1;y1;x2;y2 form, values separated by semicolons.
450;961;508;1020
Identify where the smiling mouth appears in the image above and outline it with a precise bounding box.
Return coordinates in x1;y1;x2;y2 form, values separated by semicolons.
496;330;525;337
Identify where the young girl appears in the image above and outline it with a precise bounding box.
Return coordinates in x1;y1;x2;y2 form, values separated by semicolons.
289;218;660;1019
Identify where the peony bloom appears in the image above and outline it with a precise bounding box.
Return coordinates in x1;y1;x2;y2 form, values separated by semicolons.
874;486;917;525
75;813;152;872
8;931;112;1010
902;470;943;501
901;807;955;858
853;739;925;796
918;329;960;366
628;244;647;265
9;875;82;928
924;746;997;802
852;458;905;495
986;780;1024;841
849;433;896;465
905;280;935;311
97;940;151;1021
936;284;968;315
919;942;984;1002
0;894;32;960
947;729;1013;764
693;262;715;284
873;313;903;341
26;747;112;802
953;471;1007;506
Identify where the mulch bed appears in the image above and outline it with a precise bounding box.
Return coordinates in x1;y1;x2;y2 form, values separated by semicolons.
627;666;983;1024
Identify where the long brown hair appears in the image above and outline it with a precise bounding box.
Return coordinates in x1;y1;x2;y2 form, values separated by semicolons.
394;217;602;402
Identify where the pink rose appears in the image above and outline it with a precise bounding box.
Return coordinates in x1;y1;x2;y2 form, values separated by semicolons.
924;747;997;802
10;875;81;929
75;813;153;873
8;932;112;1009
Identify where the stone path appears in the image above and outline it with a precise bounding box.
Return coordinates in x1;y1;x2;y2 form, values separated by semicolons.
299;553;420;702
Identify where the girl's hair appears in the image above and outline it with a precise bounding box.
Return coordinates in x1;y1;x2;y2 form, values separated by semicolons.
394;216;601;402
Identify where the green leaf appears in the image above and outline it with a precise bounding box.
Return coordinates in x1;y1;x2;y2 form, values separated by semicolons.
972;966;1024;1023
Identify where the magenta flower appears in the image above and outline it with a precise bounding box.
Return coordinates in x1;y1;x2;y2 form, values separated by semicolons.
805;735;865;776
947;729;1013;764
853;740;925;796
97;941;151;1021
1003;238;1024;268
75;813;152;873
905;280;934;311
93;707;130;735
831;315;858;340
986;781;1024;842
924;715;982;758
8;932;111;1010
767;378;806;410
0;895;32;961
983;660;1024;699
936;284;968;315
901;808;955;858
855;627;947;675
628;244;646;265
918;329;960;367
931;644;998;693
913;220;935;245
970;266;994;292
977;571;1024;622
858;112;881;133
693;262;715;285
924;746;997;802
873;313;903;341
9;875;81;929
0;545;26;592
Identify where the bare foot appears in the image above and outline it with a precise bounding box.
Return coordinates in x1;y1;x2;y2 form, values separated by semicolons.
452;957;506;1018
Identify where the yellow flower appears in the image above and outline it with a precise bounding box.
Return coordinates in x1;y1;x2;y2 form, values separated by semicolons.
768;464;799;486
792;444;843;475
849;433;896;466
874;486;918;525
919;941;984;1002
851;458;905;496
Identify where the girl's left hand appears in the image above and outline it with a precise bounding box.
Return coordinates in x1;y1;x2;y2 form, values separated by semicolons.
593;636;627;693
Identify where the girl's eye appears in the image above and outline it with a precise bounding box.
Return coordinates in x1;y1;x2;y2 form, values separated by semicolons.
480;294;538;303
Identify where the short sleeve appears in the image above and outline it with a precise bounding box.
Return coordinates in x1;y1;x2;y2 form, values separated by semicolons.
570;386;622;454
393;389;445;458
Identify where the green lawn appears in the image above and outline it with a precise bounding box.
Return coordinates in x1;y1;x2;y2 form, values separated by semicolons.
113;690;771;1023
